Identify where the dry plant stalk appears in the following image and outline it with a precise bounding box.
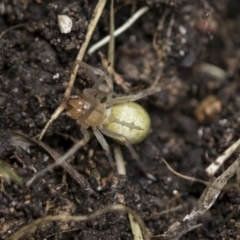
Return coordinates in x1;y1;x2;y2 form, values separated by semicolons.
11;131;93;193
154;157;238;240
162;158;210;186
206;137;240;176
87;6;150;55
6;204;150;240
114;145;144;240
100;53;130;92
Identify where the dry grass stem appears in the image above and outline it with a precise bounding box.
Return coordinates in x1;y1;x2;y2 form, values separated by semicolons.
6;204;150;240
11;131;92;192
114;145;144;240
155;157;238;239
88;6;149;55
206;137;240;176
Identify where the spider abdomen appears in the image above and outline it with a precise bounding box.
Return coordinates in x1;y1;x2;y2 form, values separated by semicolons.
104;102;151;144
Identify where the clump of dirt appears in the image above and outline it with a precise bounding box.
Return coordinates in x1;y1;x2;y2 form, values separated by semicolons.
1;0;240;239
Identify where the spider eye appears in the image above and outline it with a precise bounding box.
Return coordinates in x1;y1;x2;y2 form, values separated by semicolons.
83;102;90;110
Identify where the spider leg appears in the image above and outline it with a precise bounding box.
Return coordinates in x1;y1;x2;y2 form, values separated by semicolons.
78;62;113;100
94;75;112;100
99;127;156;181
80;62;113;91
106;86;161;107
83;74;110;100
38;101;67;140
92;127;117;174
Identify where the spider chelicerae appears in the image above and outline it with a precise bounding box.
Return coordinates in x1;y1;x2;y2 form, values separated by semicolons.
39;62;161;180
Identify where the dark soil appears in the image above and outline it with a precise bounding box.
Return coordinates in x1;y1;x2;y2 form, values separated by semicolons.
1;0;240;239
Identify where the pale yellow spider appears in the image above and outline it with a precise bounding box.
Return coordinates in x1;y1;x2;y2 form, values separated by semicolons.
40;62;161;180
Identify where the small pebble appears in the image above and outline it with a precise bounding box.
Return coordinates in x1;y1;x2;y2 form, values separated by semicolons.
58;15;72;34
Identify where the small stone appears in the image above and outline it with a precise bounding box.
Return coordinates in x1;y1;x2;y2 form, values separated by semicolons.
58;15;72;34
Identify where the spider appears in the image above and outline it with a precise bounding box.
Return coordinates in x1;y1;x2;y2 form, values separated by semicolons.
39;62;161;180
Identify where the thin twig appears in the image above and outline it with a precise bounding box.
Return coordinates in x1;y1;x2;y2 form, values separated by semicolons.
162;158;210;186
11;131;93;193
88;6;149;55
155;157;238;240
0;23;29;39
65;0;107;98
206;137;240;177
26;133;90;187
114;145;144;240
99;53;130;92
108;0;115;69
6;204;150;240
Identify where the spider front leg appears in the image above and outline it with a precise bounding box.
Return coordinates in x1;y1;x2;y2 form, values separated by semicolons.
80;62;113;101
84;74;112;101
80;62;113;92
100;127;156;181
39;101;67;140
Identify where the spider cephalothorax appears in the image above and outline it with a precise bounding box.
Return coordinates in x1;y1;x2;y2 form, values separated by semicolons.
67;97;106;127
